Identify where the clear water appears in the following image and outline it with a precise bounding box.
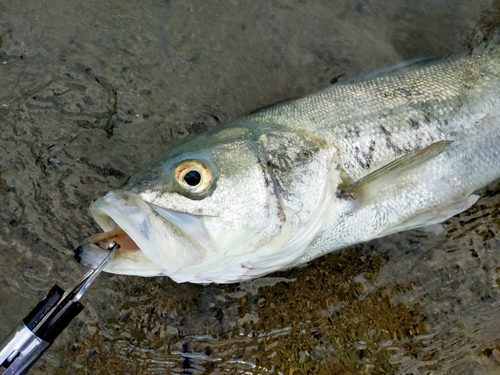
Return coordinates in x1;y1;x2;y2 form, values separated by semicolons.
0;1;499;374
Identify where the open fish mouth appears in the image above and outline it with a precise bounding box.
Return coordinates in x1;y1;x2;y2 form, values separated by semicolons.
75;191;208;277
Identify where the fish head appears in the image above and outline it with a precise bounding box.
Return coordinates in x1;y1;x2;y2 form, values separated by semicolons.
76;126;288;282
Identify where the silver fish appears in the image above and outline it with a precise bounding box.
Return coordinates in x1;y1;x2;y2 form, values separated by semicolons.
76;38;500;284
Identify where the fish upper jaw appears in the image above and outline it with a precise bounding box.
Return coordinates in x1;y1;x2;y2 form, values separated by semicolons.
80;190;208;276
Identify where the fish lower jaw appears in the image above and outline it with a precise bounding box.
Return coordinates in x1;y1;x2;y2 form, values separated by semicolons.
76;219;170;276
75;239;167;277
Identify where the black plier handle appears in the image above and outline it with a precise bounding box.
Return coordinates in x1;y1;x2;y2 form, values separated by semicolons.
0;242;119;375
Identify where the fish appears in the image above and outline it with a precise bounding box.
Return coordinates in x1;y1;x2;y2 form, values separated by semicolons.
75;37;500;284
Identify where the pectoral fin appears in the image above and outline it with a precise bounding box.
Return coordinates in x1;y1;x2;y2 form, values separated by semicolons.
338;140;452;202
337;140;479;238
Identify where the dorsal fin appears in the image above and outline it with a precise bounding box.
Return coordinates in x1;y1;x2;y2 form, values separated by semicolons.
338;56;440;84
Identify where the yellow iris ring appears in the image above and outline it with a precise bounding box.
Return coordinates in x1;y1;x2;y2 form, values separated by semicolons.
174;160;212;195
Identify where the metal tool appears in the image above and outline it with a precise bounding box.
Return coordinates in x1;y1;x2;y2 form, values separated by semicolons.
0;242;119;375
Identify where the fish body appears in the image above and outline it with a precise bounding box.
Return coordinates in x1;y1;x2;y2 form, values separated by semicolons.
76;39;500;284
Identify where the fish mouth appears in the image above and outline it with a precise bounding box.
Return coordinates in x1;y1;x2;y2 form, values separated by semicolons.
75;191;208;277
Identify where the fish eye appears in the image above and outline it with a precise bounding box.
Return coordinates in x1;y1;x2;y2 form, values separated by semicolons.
184;170;201;186
174;160;212;196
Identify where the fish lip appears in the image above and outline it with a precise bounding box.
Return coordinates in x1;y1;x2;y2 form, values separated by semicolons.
149;203;213;250
87;190;207;275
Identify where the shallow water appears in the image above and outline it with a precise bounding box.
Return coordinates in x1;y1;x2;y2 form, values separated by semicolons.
0;0;499;374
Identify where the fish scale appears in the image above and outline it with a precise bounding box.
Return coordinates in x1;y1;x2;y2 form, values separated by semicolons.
247;56;485;181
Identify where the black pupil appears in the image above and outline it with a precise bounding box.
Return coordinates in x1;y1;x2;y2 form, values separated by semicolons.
184;170;201;186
